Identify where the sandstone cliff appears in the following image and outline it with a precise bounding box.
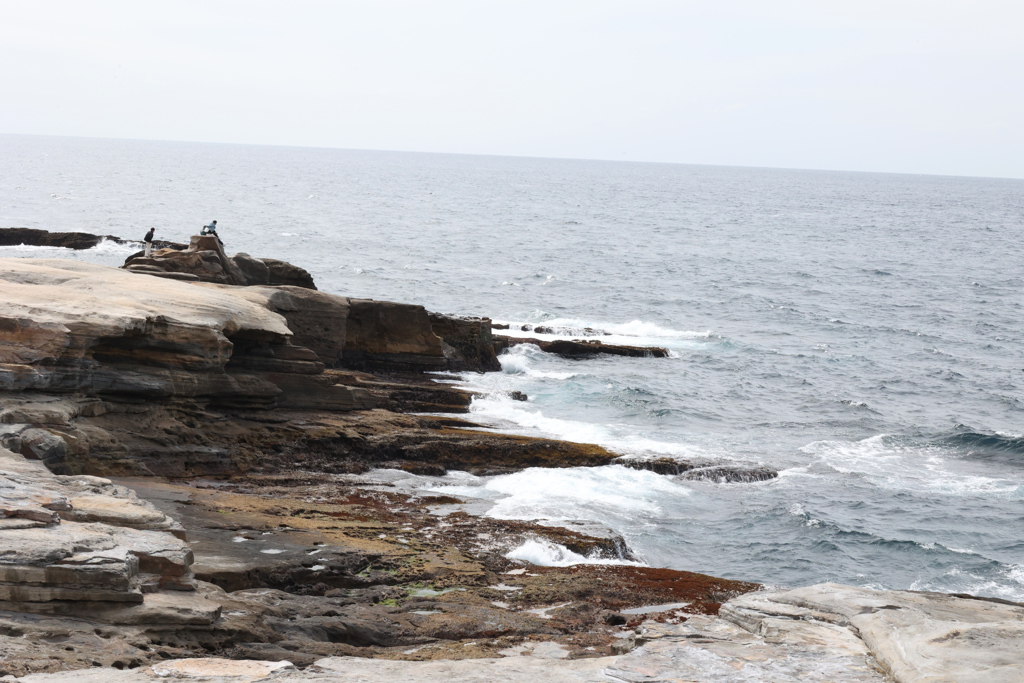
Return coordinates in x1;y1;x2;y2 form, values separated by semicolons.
1;240;1015;682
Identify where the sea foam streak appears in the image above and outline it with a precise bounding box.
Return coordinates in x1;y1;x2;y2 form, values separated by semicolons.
801;434;1023;497
426;465;687;527
492;316;715;354
505;538;645;567
0;239;142;269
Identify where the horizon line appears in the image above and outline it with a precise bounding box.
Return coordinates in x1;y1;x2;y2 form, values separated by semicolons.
2;131;1022;184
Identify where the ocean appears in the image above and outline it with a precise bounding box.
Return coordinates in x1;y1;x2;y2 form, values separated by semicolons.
2;133;1022;599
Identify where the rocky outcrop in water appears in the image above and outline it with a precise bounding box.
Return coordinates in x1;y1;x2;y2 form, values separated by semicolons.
619;457;779;483
494;335;670;358
0;227;183;252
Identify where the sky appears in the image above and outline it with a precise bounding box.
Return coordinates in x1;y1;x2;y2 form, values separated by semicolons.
1;1;1022;178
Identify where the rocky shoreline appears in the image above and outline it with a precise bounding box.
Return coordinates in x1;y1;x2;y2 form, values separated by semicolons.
0;229;1020;682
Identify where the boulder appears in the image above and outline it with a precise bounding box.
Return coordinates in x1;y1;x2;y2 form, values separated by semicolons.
263;258;317;289
428;313;501;373
18;428;68;468
231;252;270;286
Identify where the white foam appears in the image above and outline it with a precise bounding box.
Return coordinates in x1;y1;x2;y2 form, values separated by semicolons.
497;345;577;380
468;394;715;461
491;316;716;351
505;538;644;567
0;238;142;269
911;565;1024;602
802;434;1023;497
427;465;687;527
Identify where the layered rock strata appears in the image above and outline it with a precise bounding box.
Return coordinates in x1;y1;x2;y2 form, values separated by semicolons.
4;248;967;681
0;259;370;413
0;445;201;612
2;580;1021;681
341;299;447;373
428;313;501;373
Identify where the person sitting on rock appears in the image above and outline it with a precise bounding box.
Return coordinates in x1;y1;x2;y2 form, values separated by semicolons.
200;220;223;245
143;227;155;257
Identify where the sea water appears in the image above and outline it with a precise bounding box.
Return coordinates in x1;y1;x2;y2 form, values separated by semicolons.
2;134;1022;598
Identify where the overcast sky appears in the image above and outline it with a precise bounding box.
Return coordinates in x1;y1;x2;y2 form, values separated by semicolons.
1;1;1022;178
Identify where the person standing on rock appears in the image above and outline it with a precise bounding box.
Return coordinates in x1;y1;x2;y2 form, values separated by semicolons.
143;227;155;258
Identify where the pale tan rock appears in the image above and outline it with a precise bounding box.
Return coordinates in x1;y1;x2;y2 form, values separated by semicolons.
0;445;184;536
0;258;290;364
0;446;195;603
152;658;294;680
309;655;616;682
0;259;371;410
614;616;885;682
63;494;170;527
762;583;1024;683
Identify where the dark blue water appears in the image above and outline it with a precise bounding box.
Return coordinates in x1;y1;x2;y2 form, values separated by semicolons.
2;134;1022;598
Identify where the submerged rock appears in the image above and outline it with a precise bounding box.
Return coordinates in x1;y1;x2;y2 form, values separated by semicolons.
677;465;778;483
495;335;669;358
618;457;778;483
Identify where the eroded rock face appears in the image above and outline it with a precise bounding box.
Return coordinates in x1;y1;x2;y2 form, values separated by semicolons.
231;252;270;286
262;258;317;290
0;444;197;614
429;313;501;373
0;259;369;412
226;285;351;369
342;300;446;373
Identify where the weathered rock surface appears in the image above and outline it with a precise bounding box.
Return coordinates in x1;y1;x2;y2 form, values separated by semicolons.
121;234;316;290
341;300;446;373
224;286;350;369
261;258;317;290
0;445;195;607
428;314;501;373
722;584;1024;682
7;584;1021;681
0;259;369;412
0;446;182;534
